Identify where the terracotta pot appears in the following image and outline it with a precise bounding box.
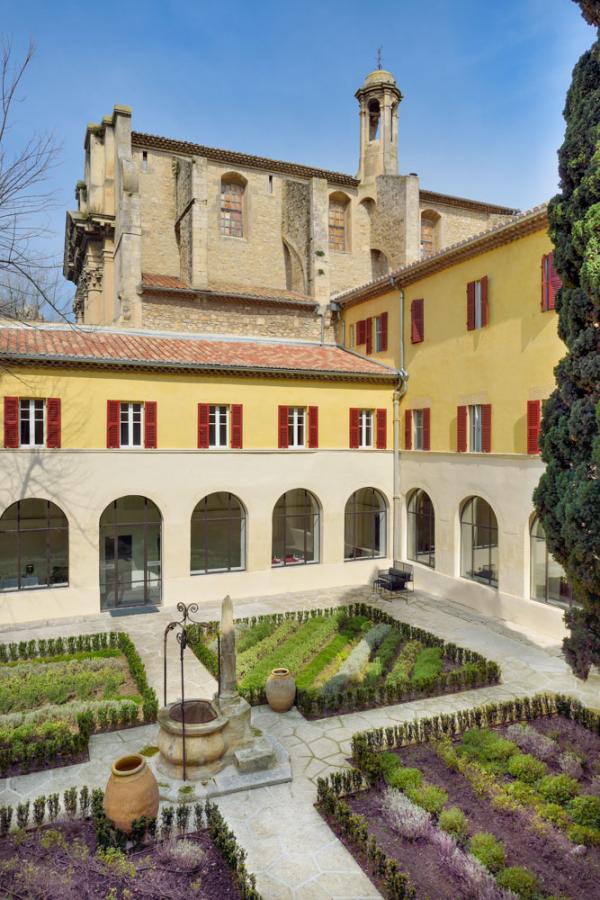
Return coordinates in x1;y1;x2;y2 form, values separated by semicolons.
265;667;296;712
103;753;159;834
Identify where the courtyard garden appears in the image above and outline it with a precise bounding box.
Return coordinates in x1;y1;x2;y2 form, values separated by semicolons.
188;603;500;717
317;694;600;899
0;631;158;776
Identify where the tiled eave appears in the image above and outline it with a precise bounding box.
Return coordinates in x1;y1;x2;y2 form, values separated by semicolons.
141;281;319;310
335;204;549;308
419;189;519;216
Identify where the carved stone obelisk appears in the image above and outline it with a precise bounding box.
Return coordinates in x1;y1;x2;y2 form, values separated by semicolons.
219;594;237;701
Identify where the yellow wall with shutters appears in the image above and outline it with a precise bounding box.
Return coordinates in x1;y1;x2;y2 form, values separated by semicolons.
0;366;393;450
342;227;565;454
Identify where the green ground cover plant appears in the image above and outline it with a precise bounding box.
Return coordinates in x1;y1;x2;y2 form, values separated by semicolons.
187;603;500;716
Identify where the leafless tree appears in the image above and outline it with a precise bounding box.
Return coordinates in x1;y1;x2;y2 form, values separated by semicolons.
0;39;70;322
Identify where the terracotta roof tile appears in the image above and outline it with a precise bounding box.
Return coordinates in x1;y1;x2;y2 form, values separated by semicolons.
0;325;397;382
141;273;316;307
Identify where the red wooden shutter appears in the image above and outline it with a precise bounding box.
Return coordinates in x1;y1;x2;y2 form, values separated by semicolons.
46;398;61;449
548;252;561;310
423;407;431;451
356;320;366;344
381;313;388;350
197;403;210;449
3;396;19;448
527;400;541;454
365;317;373;355
231;404;243;449
308;406;318;448
107;400;120;449
481;276;489;326
376;409;387;449
481;404;492;453
278;405;289;448
457;405;467;452
349;408;359;448
541;254;549;311
411;299;424;343
467;282;476;331
404;409;412;450
144;401;157;449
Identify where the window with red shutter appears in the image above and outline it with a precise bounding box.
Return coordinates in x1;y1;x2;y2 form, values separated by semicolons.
466;282;476;331
548;252;561;310
107;400;120;449
144;401;157;448
411;299;424;343
423;407;431;451
404;409;412;450
481;276;489;326
365;317;373;355
457;406;467;452
356;320;366;344
231;404;243;449
380;311;388;351
308;406;319;448
46;398;61;449
197;403;210;449
278;406;289;448
481;404;492;453
3;396;19;448
349;408;359;448
376;409;387;449
527;400;541;454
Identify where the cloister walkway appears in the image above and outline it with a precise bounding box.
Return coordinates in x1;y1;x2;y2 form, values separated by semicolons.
1;586;598;899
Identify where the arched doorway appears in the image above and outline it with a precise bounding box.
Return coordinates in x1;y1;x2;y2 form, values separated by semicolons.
99;496;162;609
460;496;498;588
344;488;386;560
407;489;435;568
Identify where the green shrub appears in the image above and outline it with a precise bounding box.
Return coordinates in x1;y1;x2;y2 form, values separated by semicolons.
567;823;600;846
386;766;422;791
569;794;600;829
507;752;548;784
496;866;541;899
439;806;468;842
378;752;402;778
537;774;580;806
468;832;506;874
387;640;422;685
538;802;570;829
410;647;443;683
504;781;540;807
406;783;448;815
459;728;517;769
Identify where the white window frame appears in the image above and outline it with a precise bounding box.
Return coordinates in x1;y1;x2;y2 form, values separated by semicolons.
375;316;383;352
469;404;482;453
474;280;483;329
413;409;424;450
120;402;144;449
288;407;306;449
209;405;230;449
19;399;46;448
359;409;373;448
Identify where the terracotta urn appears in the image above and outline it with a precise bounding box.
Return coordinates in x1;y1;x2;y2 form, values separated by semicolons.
103;753;159;834
265;667;296;712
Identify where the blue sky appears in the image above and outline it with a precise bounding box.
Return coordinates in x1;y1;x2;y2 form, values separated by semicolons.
1;0;594;281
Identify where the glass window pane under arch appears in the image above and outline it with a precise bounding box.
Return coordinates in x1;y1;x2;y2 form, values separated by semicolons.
530;516;572;607
0;499;68;592
460;496;498;588
191;492;246;574
407;489;435;568
99;496;161;610
344;488;386;560
272;489;320;567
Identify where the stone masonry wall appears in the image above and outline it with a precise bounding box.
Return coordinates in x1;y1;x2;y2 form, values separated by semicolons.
281;179;310;292
419;201;515;252
137;149;180;277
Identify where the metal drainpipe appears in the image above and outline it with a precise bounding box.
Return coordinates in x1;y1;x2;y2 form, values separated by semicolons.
391;277;408;565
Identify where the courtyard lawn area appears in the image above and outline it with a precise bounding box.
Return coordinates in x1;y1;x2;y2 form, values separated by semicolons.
0;632;158;776
188;603;500;717
317;694;600;899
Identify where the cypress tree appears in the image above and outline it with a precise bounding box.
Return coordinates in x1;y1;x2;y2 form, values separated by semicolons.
533;3;600;678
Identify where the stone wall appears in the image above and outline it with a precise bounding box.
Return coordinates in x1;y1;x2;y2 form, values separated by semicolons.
419;200;515;253
138;149;180;277
281;179;310;293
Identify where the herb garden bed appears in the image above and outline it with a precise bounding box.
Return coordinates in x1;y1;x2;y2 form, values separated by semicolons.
188;603;499;718
317;694;600;899
0;631;158;776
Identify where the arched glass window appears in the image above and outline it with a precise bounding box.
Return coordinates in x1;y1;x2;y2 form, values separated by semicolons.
407;490;435;568
460;496;498;587
191;493;246;574
99;496;161;610
344;488;386;560
220;175;246;237
530;516;572;607
0;499;68;592
329;193;350;252
272;489;320;567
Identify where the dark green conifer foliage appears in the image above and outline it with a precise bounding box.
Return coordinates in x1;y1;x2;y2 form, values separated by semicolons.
534;3;600;678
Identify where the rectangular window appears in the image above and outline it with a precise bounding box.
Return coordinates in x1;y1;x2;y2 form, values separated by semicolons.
209;405;229;448
375;316;384;352
19;399;45;447
413;409;424;450
329;201;347;251
469;404;482;452
120;402;144;448
268;174;274;194
474;280;483;329
467;277;488;330
359;410;373;448
220;182;244;237
348;323;355;348
288;407;305;448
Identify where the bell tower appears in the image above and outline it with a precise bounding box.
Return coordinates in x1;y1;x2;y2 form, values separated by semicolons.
355;68;402;184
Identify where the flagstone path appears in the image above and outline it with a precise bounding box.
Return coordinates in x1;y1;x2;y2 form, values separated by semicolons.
1;586;598;898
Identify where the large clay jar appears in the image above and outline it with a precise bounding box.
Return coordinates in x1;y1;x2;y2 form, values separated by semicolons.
103;753;159;834
265;667;296;712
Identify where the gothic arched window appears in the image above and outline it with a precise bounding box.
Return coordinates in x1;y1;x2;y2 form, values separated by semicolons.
220;174;247;238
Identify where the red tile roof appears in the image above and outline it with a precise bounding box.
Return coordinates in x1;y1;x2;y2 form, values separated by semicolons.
141;274;317;307
0;325;397;382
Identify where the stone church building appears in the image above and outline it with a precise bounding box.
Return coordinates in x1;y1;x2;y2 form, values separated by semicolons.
64;69;517;339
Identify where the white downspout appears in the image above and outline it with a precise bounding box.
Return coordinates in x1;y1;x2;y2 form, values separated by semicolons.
391;278;408;565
